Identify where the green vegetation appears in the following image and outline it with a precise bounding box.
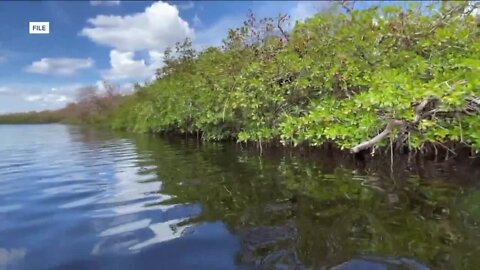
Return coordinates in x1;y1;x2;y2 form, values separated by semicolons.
111;2;480;154
0;110;64;124
2;2;479;155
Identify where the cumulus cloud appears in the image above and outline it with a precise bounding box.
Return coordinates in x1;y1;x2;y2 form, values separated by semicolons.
24;58;94;76
90;1;120;6
81;1;331;83
101;50;163;81
80;1;194;51
148;50;164;67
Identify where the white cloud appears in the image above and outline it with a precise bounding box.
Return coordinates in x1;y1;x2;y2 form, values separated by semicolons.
95;80;136;95
95;80;106;92
0;248;27;268
467;1;479;15
177;1;194;10
148;50;164;67
24;94;70;103
194;15;243;49
101;50;163;81
193;1;331;49
90;1;120;6
81;1;331;84
120;82;135;93
193;14;203;28
51;83;85;94
290;1;332;23
473;7;479;16
80;1;194;51
0;86;11;94
24;57;94;76
0;83;85;113
24;95;42;102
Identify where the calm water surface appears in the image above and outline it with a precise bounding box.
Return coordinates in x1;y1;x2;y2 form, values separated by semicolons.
1;124;480;270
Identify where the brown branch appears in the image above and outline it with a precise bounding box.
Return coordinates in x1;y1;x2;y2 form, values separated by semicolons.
351;96;436;154
351;94;480;154
341;0;354;14
405;3;468;38
277;14;290;42
413;96;437;123
377;4;468;47
351;119;404;154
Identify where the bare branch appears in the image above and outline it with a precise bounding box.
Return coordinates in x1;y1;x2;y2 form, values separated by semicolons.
277;14;290;42
413;96;438;123
341;0;354;14
351;120;404;154
351;94;480;154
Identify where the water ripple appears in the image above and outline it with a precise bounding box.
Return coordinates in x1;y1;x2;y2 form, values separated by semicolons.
0;125;205;269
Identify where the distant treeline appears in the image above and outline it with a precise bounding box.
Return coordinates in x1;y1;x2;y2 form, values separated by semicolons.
2;1;479;156
0;110;63;124
0;82;125;125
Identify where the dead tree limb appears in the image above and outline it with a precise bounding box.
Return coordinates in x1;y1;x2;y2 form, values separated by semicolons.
351;120;404;154
277;14;290;42
341;1;355;14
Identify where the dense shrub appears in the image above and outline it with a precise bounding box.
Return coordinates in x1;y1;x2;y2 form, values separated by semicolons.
112;2;480;153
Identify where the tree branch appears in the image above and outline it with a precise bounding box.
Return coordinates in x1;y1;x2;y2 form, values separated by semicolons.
351;120;404;154
277;14;290;42
341;1;354;14
350;94;480;154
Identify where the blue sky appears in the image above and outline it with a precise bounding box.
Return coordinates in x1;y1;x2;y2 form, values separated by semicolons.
0;0;408;113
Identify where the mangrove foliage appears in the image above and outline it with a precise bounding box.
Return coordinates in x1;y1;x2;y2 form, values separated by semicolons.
110;2;480;155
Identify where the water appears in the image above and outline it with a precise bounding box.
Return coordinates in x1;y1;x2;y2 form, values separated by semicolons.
1;124;480;270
